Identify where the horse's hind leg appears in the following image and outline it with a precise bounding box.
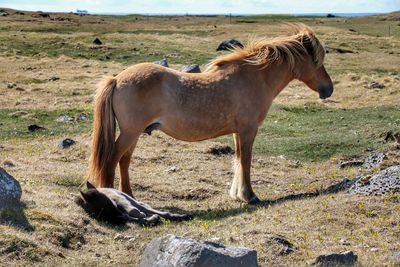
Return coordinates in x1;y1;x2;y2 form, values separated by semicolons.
107;130;140;195
232;127;259;204
118;135;139;196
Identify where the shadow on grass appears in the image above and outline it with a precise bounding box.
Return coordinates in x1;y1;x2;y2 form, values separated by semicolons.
166;178;356;222
0;202;34;231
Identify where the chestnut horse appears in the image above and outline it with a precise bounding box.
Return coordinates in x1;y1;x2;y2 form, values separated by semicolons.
88;24;333;204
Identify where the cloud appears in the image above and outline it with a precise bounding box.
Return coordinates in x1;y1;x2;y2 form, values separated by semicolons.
0;0;398;14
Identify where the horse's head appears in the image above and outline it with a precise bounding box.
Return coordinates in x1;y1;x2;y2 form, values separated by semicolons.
294;27;334;99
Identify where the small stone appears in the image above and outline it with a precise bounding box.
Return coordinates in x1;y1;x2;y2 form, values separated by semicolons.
216;39;244;51
128;237;136;243
49;76;60;81
310;251;357;266
59;138;76;149
366;81;385;89
167;166;179;172
95;252;101;257
339;238;350;246
57;115;74;122
114;234;123;240
265;234;295;256
77;241;83;249
154;58;169;67
93;38;102;45
7;83;16;89
370;247;379;252
28;124;46;132
207;145;234;156
181;64;201;73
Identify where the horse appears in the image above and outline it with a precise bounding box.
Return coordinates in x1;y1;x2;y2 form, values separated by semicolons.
87;24;333;204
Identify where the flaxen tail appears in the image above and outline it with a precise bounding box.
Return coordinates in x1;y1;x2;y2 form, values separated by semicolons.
88;76;117;187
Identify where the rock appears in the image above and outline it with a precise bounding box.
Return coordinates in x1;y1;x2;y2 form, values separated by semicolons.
93;38;102;45
338;152;385;169
310;251;357;266
366;81;385;89
207;145;234;156
265;234;295;256
49;76;60;81
0;10;9;16
217;39;244;51
325;46;355;54
7;83;16;89
337;160;364;168
57;115;74;122
339;238;350;246
139;234;258;267
154;58;169;67
0;168;22;208
362;152;385;168
167;166;179;172
383;131;400;143
349;165;400;195
182;64;201;73
57;113;87;123
28;124;46;132
59;138;76;149
37;12;50;18
349;28;357;32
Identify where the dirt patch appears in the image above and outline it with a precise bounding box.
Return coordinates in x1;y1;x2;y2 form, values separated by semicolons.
172;188;218;200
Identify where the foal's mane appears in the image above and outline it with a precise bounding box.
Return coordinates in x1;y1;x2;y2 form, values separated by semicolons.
206;24;325;73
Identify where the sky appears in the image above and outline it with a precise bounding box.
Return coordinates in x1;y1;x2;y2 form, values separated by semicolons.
0;0;399;15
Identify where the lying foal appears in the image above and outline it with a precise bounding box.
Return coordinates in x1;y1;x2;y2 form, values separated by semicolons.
76;182;191;225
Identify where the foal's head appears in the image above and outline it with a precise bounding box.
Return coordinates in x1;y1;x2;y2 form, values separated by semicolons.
290;25;334;99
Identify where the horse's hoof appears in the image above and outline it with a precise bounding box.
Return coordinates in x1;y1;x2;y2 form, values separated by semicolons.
248;195;261;205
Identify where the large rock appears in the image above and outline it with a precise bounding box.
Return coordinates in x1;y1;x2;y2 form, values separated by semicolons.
0;168;22;207
139;234;258;267
349;165;400;195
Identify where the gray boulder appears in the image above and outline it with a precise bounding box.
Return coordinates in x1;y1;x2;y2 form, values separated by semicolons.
139;234;258;267
0;168;22;208
349;165;400;195
182;64;201;73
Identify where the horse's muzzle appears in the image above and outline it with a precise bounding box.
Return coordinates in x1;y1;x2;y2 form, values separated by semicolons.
319;84;334;99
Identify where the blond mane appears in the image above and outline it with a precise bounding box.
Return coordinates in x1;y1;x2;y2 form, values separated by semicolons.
206;24;325;73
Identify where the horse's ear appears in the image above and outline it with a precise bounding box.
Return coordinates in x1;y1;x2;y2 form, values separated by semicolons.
86;181;97;190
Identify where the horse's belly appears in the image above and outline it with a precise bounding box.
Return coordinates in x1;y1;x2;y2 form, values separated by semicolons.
159;117;233;142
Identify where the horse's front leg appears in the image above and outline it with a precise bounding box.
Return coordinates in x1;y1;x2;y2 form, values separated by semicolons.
230;127;260;204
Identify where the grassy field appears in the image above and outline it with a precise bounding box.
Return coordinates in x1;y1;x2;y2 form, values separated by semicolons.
0;8;399;266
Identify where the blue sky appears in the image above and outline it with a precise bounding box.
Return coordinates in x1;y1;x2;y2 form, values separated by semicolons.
0;0;399;14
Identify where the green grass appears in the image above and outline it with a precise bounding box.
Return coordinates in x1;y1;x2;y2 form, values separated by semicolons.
0;109;92;140
2;105;399;161
220;104;400;161
0;34;214;65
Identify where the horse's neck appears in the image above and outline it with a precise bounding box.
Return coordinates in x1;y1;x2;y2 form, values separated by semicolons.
261;62;294;98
